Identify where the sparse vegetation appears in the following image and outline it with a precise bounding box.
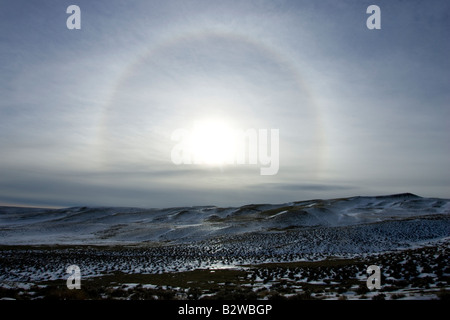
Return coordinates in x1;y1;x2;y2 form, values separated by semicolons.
0;240;448;300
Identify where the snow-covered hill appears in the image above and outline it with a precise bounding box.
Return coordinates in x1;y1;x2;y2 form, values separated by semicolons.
0;193;449;247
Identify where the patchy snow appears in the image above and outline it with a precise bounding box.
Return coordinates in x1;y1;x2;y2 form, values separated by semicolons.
0;194;449;300
0;193;448;246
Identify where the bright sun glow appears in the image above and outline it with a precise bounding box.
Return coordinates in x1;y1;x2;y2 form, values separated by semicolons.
187;119;238;165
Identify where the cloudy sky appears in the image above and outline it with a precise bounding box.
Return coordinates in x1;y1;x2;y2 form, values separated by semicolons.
0;0;449;208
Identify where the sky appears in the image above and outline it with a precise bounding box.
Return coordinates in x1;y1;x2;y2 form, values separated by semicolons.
0;0;449;208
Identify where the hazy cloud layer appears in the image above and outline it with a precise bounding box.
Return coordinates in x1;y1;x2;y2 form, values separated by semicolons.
0;0;449;207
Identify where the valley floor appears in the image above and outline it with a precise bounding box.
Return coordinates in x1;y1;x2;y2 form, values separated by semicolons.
0;239;449;300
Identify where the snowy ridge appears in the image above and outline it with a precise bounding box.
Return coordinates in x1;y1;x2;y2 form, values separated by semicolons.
0;193;449;246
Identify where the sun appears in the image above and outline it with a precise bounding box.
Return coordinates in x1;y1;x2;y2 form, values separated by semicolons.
187;119;238;165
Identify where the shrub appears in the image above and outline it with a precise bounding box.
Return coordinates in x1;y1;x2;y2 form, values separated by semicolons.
437;289;450;301
372;293;386;300
391;293;405;300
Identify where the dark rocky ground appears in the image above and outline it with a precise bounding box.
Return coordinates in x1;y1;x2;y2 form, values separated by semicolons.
0;239;448;300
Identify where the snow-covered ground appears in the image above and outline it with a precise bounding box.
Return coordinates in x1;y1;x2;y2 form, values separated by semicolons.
0;193;448;245
0;193;449;300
